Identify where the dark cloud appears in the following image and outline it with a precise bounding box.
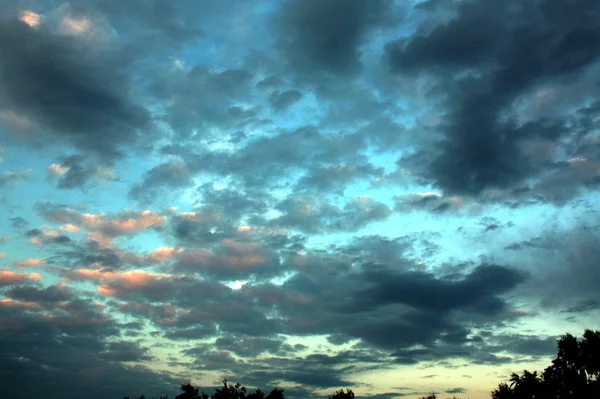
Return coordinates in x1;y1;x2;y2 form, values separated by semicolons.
561;300;600;314
0;19;149;158
394;193;464;214
47;154;115;190
271;194;391;234
353;264;525;315
223;127;367;184
25;228;73;246
506;224;600;309
4;284;73;303
0;293;177;399
100;341;154;363
278;0;393;77
386;0;600;196
34;202;84;224
9;216;28;230
232;354;362;389
269;90;303;110
151;66;256;137
297;163;384;195
50;240;125;270
129;160;193;202
485;334;558;358
135;126;371;202
214;335;292;357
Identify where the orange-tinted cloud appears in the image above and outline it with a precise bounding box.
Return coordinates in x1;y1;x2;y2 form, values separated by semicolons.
0;270;43;286
176;239;271;275
0;299;39;310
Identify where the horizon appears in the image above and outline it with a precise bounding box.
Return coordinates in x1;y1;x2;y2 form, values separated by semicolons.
1;1;600;398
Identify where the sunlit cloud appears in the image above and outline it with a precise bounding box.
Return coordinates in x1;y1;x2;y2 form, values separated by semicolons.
19;10;43;28
0;270;43;286
58;15;92;36
47;163;70;177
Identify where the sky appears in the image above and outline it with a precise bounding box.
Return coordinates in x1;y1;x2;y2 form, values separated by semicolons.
0;0;599;398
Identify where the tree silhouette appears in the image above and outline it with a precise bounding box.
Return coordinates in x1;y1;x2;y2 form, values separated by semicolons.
490;382;513;399
492;329;600;399
265;387;284;399
329;388;355;399
170;380;284;399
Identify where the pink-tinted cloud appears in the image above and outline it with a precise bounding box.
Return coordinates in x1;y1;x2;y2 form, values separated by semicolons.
63;268;177;301
143;247;182;264
176;239;272;275
0;299;39;310
37;207;167;245
89;210;166;237
12;258;45;268
0;270;43;286
19;10;43;28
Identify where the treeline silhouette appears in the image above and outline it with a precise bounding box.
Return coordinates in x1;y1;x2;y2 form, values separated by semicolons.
123;329;599;399
491;329;599;399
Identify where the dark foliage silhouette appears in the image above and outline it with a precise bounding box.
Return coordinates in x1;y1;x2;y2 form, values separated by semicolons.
329;388;355;399
168;380;283;399
491;329;600;399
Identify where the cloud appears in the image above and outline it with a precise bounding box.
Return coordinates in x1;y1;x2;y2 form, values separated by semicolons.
268;89;303;110
386;0;600;197
26;228;73;246
561;300;600;314
46;155;116;189
129;161;193;202
278;0;393;78
0;17;149;158
12;258;45;268
84;210;166;238
297;163;384;195
174;239;278;279
34;203;166;241
1;1;599;398
9;217;28;230
19;10;43;28
4;284;72;304
0;169;30;186
0;270;43;286
47;163;70;177
394;192;467;213
271;194;392;234
0;285;177;399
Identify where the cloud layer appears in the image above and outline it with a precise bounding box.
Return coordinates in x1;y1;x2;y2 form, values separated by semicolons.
1;1;599;398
